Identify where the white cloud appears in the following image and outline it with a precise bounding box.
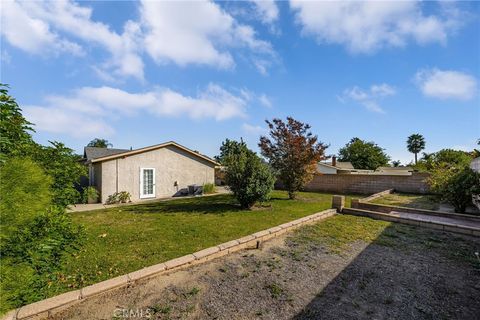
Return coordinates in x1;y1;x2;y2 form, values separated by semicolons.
23;106;115;138
23;84;251;138
414;68;477;100
1;0;144;79
252;0;279;25
258;94;273;108
289;1;462;53
140;0;274;71
340;83;396;113
1;0;274;79
0;1;83;56
242;123;267;135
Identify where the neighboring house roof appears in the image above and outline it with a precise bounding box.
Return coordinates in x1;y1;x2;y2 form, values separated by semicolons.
376;166;413;172
320;161;355;170
89;141;220;166
83;147;129;161
317;162;338;170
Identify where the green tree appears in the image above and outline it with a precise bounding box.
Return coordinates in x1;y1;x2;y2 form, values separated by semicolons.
0;84;35;161
338;138;390;170
215;138;247;164
415;149;473;172
259;117;328;199
87;138;113;148
407;133;426;164
392;160;401;167
224;141;274;209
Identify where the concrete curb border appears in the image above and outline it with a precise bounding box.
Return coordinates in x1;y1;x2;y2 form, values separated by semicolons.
342;207;480;237
2;208;337;320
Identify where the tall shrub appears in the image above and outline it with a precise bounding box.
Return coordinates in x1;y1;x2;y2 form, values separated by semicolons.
29;141;86;207
224;141;274;209
0;157;52;239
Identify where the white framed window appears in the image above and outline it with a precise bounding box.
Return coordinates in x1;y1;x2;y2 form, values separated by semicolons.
140;168;155;199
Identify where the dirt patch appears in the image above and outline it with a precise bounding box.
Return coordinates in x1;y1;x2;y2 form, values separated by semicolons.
48;216;480;320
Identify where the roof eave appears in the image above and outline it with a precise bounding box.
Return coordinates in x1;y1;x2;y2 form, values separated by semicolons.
91;141;219;166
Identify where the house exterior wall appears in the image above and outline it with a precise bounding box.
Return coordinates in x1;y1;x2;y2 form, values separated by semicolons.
98;145;215;202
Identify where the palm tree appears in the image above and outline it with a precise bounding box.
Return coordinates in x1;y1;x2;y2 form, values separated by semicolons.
87;138;113;148
407;134;425;164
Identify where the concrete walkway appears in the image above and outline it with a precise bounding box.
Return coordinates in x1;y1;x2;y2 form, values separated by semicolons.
68;187;230;213
390;210;480;230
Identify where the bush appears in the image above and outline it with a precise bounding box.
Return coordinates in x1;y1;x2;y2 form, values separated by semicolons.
225;144;275;209
203;183;216;194
429;166;480;213
0;157;52;239
105;191;132;204
82;186;99;204
0;207;84;312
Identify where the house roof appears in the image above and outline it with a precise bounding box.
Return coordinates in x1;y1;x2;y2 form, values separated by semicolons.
376;166;413;171
317;162;338;170
320;161;355;170
83;147;129;161
89;141;219;166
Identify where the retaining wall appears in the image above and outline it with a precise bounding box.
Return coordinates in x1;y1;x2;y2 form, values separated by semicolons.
300;172;430;194
353;200;480;222
342;207;480;237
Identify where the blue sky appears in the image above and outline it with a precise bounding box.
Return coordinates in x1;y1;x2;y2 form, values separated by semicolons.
1;0;479;164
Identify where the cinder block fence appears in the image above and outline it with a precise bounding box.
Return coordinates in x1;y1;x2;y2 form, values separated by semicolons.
301;172;430;194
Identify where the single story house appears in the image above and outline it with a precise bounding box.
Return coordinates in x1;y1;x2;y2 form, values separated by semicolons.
83;141;218;203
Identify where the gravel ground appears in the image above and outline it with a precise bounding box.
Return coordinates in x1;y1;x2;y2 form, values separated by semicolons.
48;215;480;320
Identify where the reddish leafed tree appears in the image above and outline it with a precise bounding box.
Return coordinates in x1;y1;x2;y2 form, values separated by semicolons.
259;117;328;199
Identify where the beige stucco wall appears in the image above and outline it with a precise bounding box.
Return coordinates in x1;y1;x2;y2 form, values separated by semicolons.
98;145;215;202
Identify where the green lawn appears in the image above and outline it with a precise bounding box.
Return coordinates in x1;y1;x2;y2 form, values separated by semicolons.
50;191;356;295
369;193;440;211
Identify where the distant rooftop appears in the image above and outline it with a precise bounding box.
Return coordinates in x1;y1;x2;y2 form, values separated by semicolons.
320;161;355;170
376;166;413;172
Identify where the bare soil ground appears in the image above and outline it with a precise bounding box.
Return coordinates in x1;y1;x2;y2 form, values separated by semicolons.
48;215;480;320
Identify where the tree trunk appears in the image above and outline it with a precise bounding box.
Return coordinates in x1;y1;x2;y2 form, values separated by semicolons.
288;190;296;199
414;153;418;164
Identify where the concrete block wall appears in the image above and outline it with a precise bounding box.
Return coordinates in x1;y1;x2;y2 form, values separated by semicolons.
301;172;430;194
